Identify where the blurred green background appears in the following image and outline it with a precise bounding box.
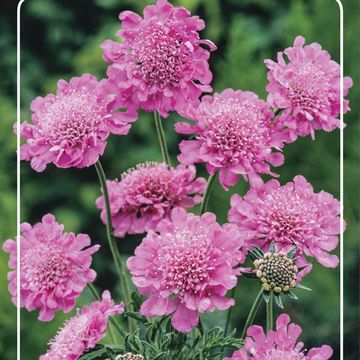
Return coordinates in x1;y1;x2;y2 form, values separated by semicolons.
0;0;358;359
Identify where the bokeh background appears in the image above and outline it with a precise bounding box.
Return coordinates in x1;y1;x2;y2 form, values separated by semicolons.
0;0;359;359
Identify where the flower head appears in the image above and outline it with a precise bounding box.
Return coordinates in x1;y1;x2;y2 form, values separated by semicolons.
265;35;353;140
176;89;287;190
225;313;333;360
96;162;206;237
40;290;124;360
18;73;136;172
229;175;343;268
102;0;216;117
127;208;245;332
3;213;100;321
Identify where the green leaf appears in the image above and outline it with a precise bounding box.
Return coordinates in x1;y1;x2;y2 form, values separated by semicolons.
79;346;107;360
105;347;117;360
274;294;284;309
124;311;148;323
295;283;312;291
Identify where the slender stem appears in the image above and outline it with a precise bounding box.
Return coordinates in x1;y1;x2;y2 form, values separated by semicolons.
94;160;135;333
224;288;236;336
200;173;217;215
154;111;171;166
266;292;273;333
240;289;264;340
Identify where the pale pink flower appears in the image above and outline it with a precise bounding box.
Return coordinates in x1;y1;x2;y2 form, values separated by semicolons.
228;176;343;269
127;207;245;333
3;214;100;321
176;89;287;190
101;0;216;118
265;35;353;140
40;290;124;360
225;313;333;360
96;162;206;237
17;73;136;172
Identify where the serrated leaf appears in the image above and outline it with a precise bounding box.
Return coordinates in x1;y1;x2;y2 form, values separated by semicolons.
106;347;117;360
287;247;297;259
274;294;284;308
295;283;312;291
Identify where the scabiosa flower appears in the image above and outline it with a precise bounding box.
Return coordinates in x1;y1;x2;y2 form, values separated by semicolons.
228;175;343;268
176;89;286;190
127;208;245;333
17;73;137;172
265;35;353;140
2;214;100;321
101;0;216;118
225;313;333;360
40;290;124;360
96;162;206;237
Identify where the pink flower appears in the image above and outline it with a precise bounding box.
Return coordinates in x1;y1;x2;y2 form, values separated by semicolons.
96;162;206;237
17;73;137;172
265;35;353;140
101;0;216;118
3;214;100;321
127;208;245;333
225;313;333;360
176;89;287;190
40;290;124;360
228;176;343;269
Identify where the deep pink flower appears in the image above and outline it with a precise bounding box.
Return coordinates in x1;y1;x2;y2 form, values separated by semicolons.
17;73;136;172
96;162;206;237
40;290;124;360
101;0;216;118
225;313;333;360
265;35;353;140
228;176;343;269
127;208;245;333
3;214;99;321
176;89;287;190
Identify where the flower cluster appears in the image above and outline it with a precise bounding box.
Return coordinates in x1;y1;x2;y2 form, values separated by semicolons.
3;214;99;321
176;89;286;189
265;35;352;140
225;313;333;360
96;162;206;237
102;0;216;118
40;290;124;360
229;175;342;268
127;208;245;332
17;74;137;172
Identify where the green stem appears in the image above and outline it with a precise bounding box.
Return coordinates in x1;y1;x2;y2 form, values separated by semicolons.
224;288;236;336
266;292;273;333
154;111;171;166
240;289;263;340
200;173;217;215
94;160;135;333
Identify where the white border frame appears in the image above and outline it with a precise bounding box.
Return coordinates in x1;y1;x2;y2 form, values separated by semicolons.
15;1;345;359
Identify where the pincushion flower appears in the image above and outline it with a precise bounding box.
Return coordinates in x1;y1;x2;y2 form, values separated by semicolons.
40;290;124;360
101;0;216;118
96;162;206;237
3;213;99;321
17;73;136;172
176;89;287;190
229;175;343;268
127;208;245;332
265;35;353;140
225;313;333;360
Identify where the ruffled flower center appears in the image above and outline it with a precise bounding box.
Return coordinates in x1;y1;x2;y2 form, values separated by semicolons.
23;245;70;291
157;229;216;296
200;99;272;163
131;21;191;87
39;89;106;144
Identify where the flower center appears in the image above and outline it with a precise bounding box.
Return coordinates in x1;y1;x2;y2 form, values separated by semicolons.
23;245;70;291
39;89;106;144
255;252;297;293
131;22;190;87
157;229;216;296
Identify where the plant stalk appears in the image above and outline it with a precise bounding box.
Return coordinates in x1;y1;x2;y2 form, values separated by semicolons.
224;288;236;336
266;292;273;333
200;173;217;215
154;111;172;166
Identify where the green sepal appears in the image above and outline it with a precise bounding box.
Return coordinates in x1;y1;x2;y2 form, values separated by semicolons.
295;283;312;291
274;293;284;309
287;247;297;259
284;291;299;300
269;242;276;253
263;291;271;303
240;270;258;279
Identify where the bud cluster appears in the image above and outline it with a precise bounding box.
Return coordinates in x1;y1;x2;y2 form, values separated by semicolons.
116;353;145;360
254;252;297;293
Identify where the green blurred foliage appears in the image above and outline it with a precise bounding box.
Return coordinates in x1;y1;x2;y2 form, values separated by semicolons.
0;0;358;359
